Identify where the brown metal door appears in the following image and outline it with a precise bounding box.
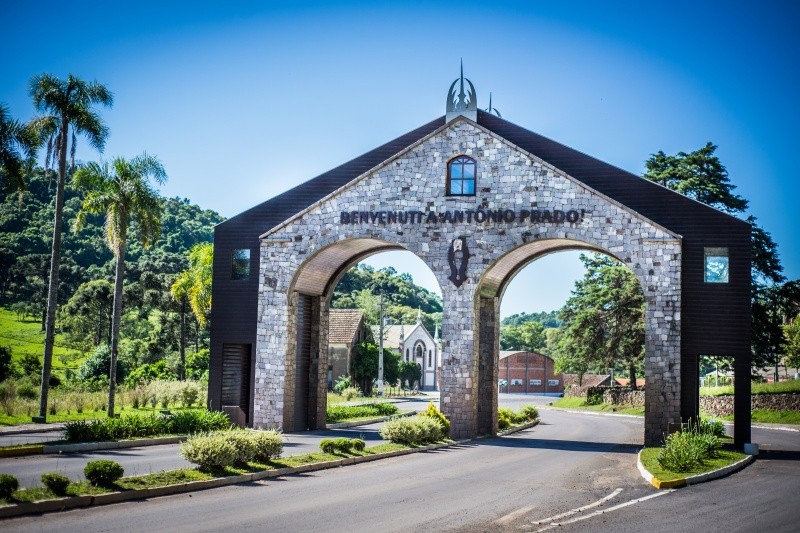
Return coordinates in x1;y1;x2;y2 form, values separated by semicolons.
221;343;251;421
295;295;312;430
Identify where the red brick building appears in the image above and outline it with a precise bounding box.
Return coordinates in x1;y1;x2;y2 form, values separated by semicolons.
498;351;563;395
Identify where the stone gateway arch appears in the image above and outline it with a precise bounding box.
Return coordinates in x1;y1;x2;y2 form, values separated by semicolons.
209;75;752;448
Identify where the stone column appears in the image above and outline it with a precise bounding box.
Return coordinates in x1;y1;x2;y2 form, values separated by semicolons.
476;295;499;435
439;285;478;439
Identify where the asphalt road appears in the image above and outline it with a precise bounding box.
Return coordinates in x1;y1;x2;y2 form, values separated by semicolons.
4;405;654;532
2;395;798;532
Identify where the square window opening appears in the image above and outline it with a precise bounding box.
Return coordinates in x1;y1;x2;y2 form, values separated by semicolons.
704;247;729;283
232;249;251;280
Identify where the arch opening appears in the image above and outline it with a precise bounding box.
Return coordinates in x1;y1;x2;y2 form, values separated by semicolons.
475;239;650;440
285;239;443;431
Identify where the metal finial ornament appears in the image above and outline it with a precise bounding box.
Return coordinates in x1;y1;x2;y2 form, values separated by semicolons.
485;92;502;117
446;59;477;122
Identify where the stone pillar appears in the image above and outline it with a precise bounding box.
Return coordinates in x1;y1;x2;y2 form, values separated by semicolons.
642;287;681;446
476;296;499;435
439;286;477;439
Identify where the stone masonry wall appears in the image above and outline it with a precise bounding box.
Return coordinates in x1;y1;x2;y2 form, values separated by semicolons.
254;118;682;445
700;393;800;417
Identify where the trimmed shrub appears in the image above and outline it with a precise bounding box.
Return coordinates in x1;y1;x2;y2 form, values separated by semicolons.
379;416;444;445
180;433;238;472
226;430;259;465
498;407;514;430
84;460;124;487
41;472;70;496
319;437;366;454
519;405;539;422
251;430;283;462
698;418;726;438
326;402;398;423
0;474;18;499
319;438;336;454
62;410;230;443
419;402;450;433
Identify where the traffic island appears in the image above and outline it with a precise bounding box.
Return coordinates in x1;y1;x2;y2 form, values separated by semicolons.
637;448;754;489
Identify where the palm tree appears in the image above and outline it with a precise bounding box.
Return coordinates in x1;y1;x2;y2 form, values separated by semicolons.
171;242;213;379
29;74;113;421
73;153;166;417
0;103;39;202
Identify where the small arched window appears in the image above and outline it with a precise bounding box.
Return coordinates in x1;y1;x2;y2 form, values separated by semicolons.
447;156;476;196
416;344;424;360
405;348;410;361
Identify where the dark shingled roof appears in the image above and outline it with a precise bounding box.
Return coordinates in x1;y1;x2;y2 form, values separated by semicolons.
328;309;365;344
217;109;747;237
563;374;615;388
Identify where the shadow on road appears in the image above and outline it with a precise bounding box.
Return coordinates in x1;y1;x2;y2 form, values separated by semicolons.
476;435;640;454
759;450;800;461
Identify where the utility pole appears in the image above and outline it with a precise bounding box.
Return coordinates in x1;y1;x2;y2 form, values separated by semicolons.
378;293;384;397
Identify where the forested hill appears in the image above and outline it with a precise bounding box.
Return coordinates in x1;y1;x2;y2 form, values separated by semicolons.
0;167;224;315
330;264;443;333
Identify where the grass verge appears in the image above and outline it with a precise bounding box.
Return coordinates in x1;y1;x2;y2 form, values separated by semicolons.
700;379;800;396
551;397;644;416
640;446;747;482
714;409;800;425
0;442;417;505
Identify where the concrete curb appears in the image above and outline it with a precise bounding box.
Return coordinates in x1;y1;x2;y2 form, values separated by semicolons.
0;438;467;519
42;436;187;454
326;410;416;429
0;436;188;457
636;449;755;490
497;420;539;436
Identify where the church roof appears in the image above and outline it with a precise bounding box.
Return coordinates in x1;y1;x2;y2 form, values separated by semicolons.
218;110;748;238
370;323;431;350
328;309;364;344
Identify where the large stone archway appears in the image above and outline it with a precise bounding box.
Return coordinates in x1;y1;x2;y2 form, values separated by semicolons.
250;119;681;445
210;78;752;448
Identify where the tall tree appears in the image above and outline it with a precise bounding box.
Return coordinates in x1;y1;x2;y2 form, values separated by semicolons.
644;142;748;214
0;103;38;202
556;254;645;388
29;74;113;421
643;143;786;373
171;242;213;379
73;153;166;417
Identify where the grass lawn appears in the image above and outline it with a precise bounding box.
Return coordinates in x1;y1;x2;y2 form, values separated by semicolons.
714;409;800;425
639;446;748;482
551;396;645;416
700;379;800;396
0;403;207;427
0;307;86;377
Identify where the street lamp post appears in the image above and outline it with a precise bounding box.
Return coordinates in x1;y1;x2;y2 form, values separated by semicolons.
378;293;384;397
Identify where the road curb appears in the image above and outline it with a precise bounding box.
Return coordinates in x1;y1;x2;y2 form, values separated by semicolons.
42;435;187;454
0;445;44;457
0;438;465;519
0;436;189;458
326;410;416;429
636;449;755;490
497;420;539;436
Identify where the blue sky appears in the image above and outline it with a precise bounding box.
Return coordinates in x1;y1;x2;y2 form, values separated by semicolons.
2;1;798;317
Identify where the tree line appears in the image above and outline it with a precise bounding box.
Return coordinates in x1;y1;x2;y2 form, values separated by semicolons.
500;143;799;385
0;73;222;421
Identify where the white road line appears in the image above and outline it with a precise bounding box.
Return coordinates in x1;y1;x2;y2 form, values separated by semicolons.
533;489;675;532
495;488;622;527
